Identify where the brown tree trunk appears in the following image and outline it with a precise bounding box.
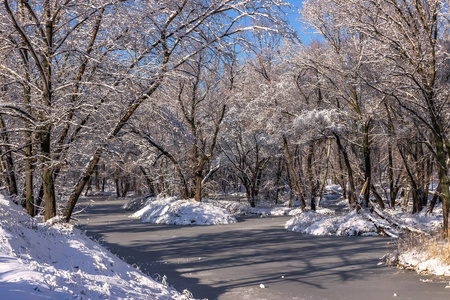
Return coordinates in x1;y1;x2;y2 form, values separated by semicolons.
140;166;155;196
333;132;356;207
362;121;371;207
370;184;385;209
114;166;120;198
283;135;306;209
432;124;450;236
122;175;130;198
398;146;423;214
0;116;18;196
427;183;441;214
307;144;316;211
388;144;396;208
318;139;332;206
95;165;100;191
194;171;202;202
275;158;283;205
337;151;348;200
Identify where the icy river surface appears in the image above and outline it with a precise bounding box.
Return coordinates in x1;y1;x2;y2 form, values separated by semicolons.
76;197;450;300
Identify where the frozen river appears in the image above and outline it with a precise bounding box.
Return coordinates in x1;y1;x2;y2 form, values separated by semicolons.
76;197;450;300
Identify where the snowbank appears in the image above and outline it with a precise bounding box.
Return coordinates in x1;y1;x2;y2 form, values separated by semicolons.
0;194;188;299
285;210;378;236
396;249;450;277
122;196;150;211
382;205;450;278
206;199;293;216
382;208;443;232
384;236;450;278
130;197;237;225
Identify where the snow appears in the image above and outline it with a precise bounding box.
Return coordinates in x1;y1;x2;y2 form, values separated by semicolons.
0;194;188;299
206;199;293;216
129;197;237;225
122;196;149;211
385;241;450;277
285;210;378;236
397;251;450;276
381;208;443;232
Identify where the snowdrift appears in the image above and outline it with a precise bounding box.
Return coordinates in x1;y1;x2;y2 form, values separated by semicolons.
285;210;378;236
0;194;187;299
129;197;237;225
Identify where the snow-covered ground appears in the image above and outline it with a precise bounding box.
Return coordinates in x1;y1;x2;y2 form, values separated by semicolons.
0;194;189;299
129;197;237;225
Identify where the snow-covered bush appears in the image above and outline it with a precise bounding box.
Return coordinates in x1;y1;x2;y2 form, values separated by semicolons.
122;196;154;211
285;210;377;236
130;197;237;225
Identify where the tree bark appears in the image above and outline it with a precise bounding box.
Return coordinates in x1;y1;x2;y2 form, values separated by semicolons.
318;139;332;206
307;144;316;211
283;135;306;209
333;132;356;207
0;116;18;196
362;121;371;207
194;170;202;202
275;158;283;205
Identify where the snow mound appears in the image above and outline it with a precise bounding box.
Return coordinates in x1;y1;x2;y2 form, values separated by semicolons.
288;207;335;216
385;241;450;277
383;208;442;232
0;194;187;299
206;199;294;216
122;196;152;211
397;251;450;276
285;210;377;236
130;197;237;225
210;200;250;215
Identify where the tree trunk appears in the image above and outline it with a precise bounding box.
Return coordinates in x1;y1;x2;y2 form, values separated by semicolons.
433;129;450;236
388;144;396;208
114;166;120;197
25;145;34;216
95;165;100;191
275;158;283;205
42;164;56;221
84;176;92;196
0;154;11;195
140;166;155;196
122;175;130;198
283;135;306;209
307;144;316;211
333;132;356;207
362;122;371;207
194;171;202;202
337;151;347;200
370;184;385;209
427;183;441;214
0;117;18;196
318;139;332;206
398;146;423;214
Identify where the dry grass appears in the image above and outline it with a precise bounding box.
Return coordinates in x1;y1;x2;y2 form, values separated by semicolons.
399;231;450;265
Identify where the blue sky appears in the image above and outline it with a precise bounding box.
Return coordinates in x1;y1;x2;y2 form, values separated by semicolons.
285;0;321;44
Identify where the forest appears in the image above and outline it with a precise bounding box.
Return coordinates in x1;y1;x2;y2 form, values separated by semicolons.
1;0;450;238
